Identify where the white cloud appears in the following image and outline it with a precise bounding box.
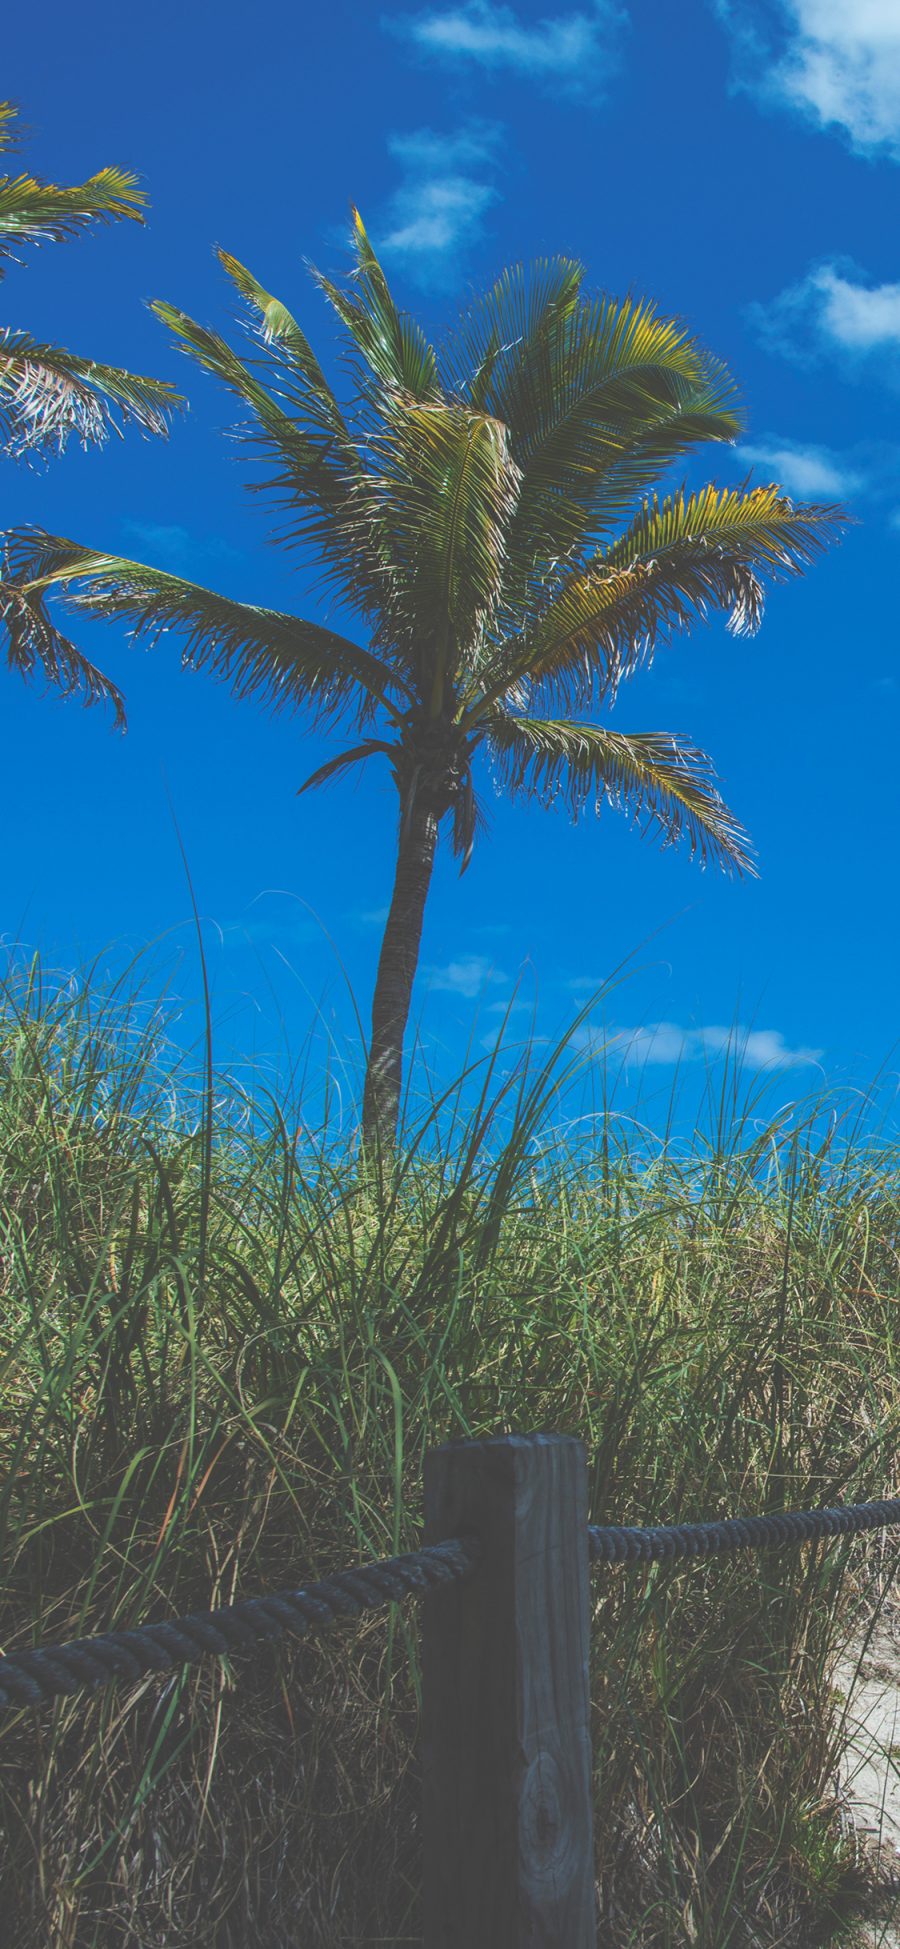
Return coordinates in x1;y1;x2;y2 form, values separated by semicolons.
576;1020;823;1069
426;953;508;997
380;123;500;273
749;262;900;371
736;439;863;498
732;421;900;530
383;176;495;257
813;271;900;351
612;1022;694;1065
389;126;498;171
695;1026;823;1067
718;0;900;158
391;0;625;88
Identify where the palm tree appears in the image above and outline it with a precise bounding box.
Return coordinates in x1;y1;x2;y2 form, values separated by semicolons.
0;99;181;721
0;214;843;1149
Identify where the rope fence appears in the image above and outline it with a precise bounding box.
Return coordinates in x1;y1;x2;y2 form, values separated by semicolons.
3;1433;900;1945
5;1492;899;1717
587;1493;900;1563
0;1536;478;1715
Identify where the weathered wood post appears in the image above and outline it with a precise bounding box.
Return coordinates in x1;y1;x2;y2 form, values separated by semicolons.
422;1432;595;1947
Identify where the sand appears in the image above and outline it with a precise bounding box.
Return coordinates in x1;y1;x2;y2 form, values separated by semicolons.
837;1611;900;1947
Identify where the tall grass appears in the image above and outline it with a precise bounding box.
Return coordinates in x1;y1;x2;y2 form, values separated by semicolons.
1;954;899;1946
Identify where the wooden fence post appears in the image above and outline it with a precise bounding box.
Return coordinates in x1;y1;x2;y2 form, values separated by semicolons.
422;1432;595;1947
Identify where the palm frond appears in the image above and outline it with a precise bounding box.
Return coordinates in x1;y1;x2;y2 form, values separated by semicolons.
504;300;738;470
471;484;846;718
3;530;408;728
505;360;743;585
297;738;395;795
362;397;522;699
450;277;742;578
0;330;181;453
150;300;333;475
311;209;439;399
217;250;351;444
602;481;844;583
445;257;585;408
150;297;400;632
487;714;753;871
0;104;21;154
0;561;125;725
0;164;145;269
450;765;487;871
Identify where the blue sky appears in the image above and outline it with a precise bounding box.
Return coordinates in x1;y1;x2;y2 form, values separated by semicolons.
3;0;900;1126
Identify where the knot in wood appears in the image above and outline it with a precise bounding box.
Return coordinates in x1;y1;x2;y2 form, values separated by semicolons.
521;1750;581;1894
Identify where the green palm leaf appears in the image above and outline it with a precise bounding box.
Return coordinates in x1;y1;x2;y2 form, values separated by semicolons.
312;208;439;399
471;484;845;717
0;569;125;724
449;274;743;581
0;104;19;154
487;714;752;871
0;329;180;452
450;765;487;871
0;167;145;264
2;531;408;727
363;397;522;701
150;295;397;634
445;257;586;411
216;249;350;442
0;103;146;274
297;738;396;795
0;101;180;467
150;300;334;480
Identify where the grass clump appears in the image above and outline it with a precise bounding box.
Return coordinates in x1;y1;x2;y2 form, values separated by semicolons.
0;955;899;1946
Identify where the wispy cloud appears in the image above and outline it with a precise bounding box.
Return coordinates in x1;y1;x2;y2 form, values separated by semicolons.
124;522;240;573
717;0;900;160
731;424;900;532
576;1020;824;1069
426;953;508;997
389;0;626;90
735;439;864;499
380;123;501;278
694;1026;823;1068
748;262;900;373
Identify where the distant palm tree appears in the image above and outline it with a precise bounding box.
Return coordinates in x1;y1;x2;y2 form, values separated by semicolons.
0;99;180;720
0;213;843;1148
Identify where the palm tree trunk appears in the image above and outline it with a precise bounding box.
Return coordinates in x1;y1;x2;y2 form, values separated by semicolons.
361;790;440;1154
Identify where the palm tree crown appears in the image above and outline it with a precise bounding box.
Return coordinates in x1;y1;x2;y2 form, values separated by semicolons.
0;211;844;1145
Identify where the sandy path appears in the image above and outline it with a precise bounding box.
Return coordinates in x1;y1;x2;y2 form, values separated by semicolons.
836;1615;900;1946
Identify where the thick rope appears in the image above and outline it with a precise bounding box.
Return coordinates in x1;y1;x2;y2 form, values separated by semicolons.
589;1496;900;1565
0;1536;478;1716
6;1494;900;1718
